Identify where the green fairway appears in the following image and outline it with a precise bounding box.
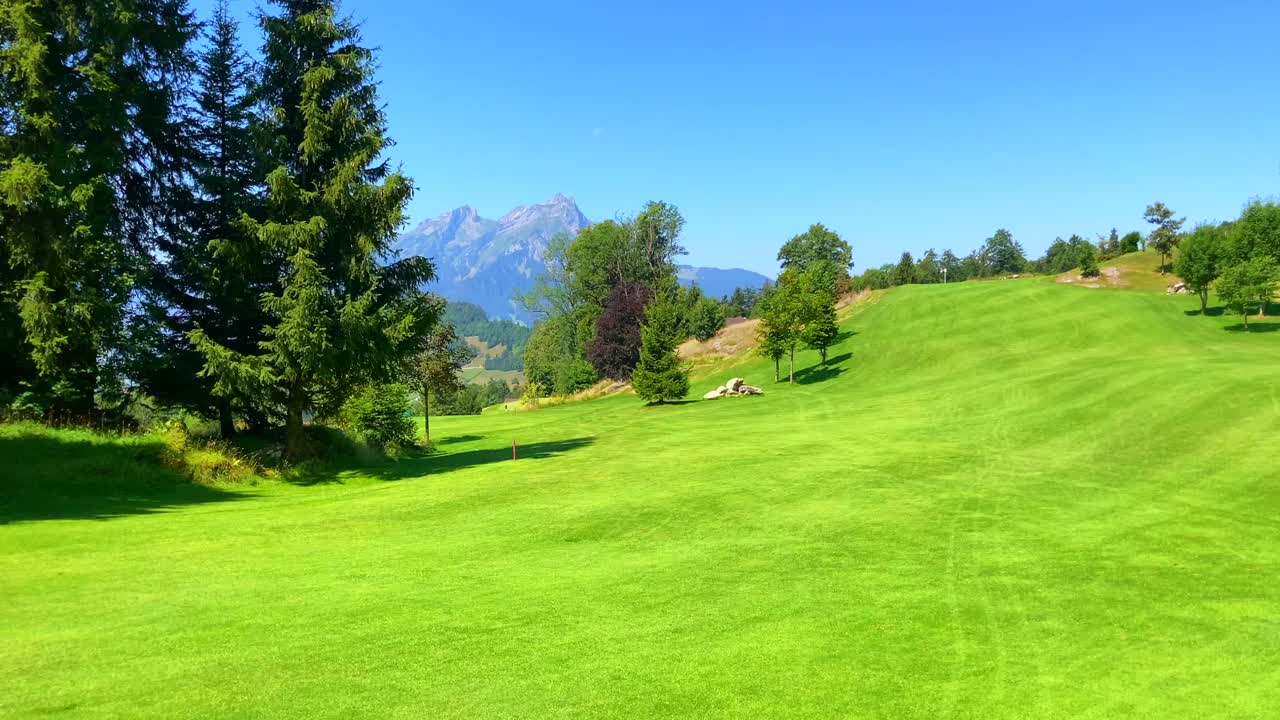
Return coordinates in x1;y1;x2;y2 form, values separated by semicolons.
3;278;1279;718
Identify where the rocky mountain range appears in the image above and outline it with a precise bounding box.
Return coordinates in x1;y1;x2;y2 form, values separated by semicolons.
394;194;771;324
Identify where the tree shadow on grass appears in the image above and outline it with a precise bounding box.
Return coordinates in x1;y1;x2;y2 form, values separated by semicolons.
643;400;698;407
433;434;486;445
794;352;853;385
1224;321;1280;333
0;433;247;524
371;436;596;482
1184;307;1225;317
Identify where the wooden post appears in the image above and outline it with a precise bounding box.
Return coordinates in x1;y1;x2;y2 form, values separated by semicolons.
512;440;517;461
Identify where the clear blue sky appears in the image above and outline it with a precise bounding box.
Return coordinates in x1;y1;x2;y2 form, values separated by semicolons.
204;0;1279;275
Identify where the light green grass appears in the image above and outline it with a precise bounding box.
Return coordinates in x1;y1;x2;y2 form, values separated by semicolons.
3;278;1279;718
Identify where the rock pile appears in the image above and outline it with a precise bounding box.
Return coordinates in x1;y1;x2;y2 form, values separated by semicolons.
703;377;764;400
1167;282;1188;295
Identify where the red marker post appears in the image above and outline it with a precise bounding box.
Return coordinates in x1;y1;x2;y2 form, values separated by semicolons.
512;439;518;461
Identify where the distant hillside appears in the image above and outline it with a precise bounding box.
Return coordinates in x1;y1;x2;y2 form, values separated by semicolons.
395;195;772;324
443;302;530;372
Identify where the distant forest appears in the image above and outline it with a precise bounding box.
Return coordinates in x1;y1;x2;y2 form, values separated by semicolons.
443;302;531;371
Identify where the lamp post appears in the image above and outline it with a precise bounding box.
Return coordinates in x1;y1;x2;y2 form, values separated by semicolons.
942;266;948;284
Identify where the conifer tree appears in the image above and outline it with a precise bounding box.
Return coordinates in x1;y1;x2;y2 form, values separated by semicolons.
191;0;438;459
139;0;267;437
632;297;690;404
0;0;196;417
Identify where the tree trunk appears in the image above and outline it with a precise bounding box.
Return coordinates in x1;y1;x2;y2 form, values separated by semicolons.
788;347;795;384
1244;311;1250;331
774;357;779;383
422;385;431;445
285;382;305;462
1199;291;1208;314
218;397;236;439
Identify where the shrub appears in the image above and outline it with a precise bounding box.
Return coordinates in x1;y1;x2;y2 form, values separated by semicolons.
339;384;418;449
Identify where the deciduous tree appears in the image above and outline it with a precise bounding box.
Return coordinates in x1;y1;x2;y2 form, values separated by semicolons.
1216;257;1279;330
1174;225;1225;313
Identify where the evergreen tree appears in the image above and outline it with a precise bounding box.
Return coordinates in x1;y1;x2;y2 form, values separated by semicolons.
191;0;438;459
981;229;1028;275
1144;202;1185;274
0;0;196;417
1079;241;1100;278
138;0;266;437
893;252;916;286
1119;231;1144;254
631;297;690;404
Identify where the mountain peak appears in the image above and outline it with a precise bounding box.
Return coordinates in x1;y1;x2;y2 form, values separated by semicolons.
546;192;575;206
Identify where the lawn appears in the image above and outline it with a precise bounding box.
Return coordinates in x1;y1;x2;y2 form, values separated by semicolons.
3;277;1279;718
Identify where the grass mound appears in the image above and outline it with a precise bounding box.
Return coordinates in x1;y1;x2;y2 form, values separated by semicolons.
2;278;1278;718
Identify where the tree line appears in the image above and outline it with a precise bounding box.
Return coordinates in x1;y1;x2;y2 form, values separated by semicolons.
520;202;704;403
0;0;447;459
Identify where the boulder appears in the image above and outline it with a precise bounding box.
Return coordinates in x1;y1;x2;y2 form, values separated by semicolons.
703;386;727;400
739;385;764;395
726;377;744;393
1168;282;1187;294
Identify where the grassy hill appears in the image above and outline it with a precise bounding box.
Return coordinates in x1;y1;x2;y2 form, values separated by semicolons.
3;277;1279;718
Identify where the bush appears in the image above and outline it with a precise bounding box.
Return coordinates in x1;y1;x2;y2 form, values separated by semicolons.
339;384;418;449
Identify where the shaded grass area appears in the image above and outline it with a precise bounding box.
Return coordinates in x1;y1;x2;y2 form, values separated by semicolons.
2;279;1280;718
0;426;249;523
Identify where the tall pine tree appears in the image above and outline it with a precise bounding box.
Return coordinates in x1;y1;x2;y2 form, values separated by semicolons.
0;0;196;418
191;0;437;459
138;0;268;437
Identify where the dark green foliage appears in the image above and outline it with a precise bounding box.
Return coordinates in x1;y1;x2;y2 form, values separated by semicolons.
1079;244;1100;278
1215;257;1279;330
1041;235;1097;274
137;0;266;437
523;315;596;396
720;286;762;318
444;302;531;350
430;379;509;416
1227;201;1280;265
777;223;853;292
631;298;689;403
940;250;963;282
0;0;197;416
339;384;416;449
1175;225;1225;313
852;266;892;291
1144;202;1185;273
1120;231;1144;254
915;249;943;284
520;201;686;396
893;252;916;286
442;301;531;370
980;229;1028;275
190;0;438;460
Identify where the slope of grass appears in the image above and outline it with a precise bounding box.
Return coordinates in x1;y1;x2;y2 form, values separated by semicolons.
3;279;1279;718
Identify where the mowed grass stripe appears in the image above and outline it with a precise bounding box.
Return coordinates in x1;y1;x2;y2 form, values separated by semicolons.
2;278;1279;718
